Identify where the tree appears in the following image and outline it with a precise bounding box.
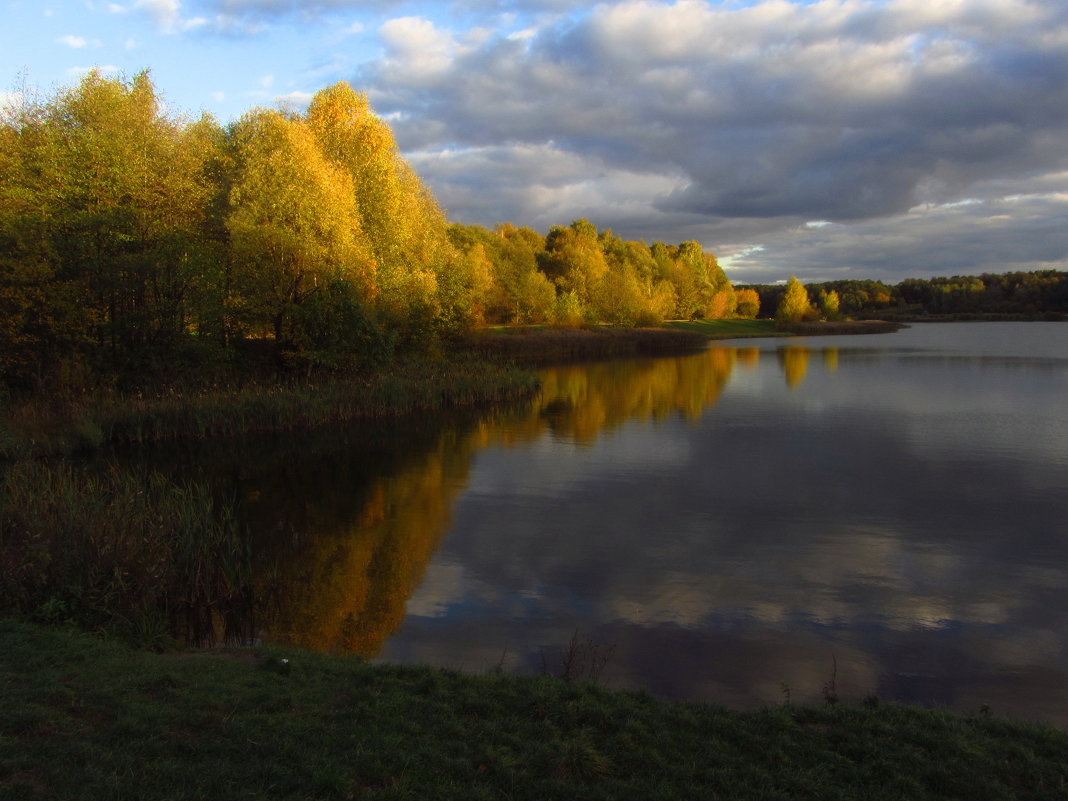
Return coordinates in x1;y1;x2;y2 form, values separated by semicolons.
735;288;760;318
541;220;609;322
227;109;373;346
305;82;459;340
819;289;841;320
775;276;813;326
0;70;229;387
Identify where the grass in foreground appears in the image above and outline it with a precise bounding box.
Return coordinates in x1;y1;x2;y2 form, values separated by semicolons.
2;618;1066;801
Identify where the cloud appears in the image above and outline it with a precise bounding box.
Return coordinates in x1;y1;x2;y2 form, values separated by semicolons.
275;89;314;112
199;0;595;18
352;0;1068;280
377;17;458;83
135;0;189;30
0;92;24;124
132;0;259;34
406;142;684;233
57;35;88;48
719;191;1068;283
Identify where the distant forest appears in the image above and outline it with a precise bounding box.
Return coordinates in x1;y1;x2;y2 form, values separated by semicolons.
1;72;1064;396
0;72;735;393
747;272;1068;322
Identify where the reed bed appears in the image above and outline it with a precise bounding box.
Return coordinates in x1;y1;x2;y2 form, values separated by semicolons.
0;357;540;456
0;461;250;648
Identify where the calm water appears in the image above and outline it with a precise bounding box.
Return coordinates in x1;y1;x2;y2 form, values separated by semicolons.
213;323;1068;723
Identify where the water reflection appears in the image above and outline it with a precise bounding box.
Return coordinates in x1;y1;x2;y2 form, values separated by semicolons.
188;324;1068;725
778;346;809;388
385;325;1068;724
214;348;741;653
245;438;470;656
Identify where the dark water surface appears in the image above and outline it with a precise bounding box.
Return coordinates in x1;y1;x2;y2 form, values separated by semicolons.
202;323;1068;723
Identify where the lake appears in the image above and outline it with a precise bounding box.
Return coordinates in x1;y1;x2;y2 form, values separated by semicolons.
205;322;1068;724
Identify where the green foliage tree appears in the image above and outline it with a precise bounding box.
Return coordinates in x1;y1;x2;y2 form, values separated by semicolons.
819;289;841;320
0;70;230;388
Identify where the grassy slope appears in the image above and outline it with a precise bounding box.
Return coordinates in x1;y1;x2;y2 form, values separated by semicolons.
3;619;1066;801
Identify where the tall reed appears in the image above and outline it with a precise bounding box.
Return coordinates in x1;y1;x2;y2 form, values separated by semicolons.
0;461;251;648
0;357;540;457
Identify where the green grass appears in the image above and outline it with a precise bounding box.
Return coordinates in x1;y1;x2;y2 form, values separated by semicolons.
665;318;780;338
2;618;1066;801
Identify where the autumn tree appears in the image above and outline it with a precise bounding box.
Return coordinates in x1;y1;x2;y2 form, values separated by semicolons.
819;288;841;320
497;224;555;323
0;70;228;387
0;97;91;389
775;276;814;326
227;109;373;348
305;82;462;343
735;288;760;318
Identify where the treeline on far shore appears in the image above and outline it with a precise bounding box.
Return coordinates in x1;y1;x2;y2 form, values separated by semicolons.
746;271;1068;322
0;70;742;401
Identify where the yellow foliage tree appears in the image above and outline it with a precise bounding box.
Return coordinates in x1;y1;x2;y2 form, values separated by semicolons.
775;276;813;326
735;287;761;318
305;83;462;336
227;109;374;343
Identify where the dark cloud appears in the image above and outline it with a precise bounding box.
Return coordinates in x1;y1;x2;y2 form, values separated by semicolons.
197;0;593;19
352;0;1068;280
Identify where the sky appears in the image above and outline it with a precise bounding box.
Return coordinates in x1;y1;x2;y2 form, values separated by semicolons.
4;0;1068;285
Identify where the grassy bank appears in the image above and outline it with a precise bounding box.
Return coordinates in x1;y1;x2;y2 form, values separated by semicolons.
458;326;707;365
2;618;1066;801
665;318;780;338
0;356;540;458
667;319;907;338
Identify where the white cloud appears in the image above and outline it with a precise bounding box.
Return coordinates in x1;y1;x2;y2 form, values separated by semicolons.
57;35;93;48
377;16;457;83
0;92;23;124
275;90;314;113
132;0;217;33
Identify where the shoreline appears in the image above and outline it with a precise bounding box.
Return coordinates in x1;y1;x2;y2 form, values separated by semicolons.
777;319;908;336
0;355;540;459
